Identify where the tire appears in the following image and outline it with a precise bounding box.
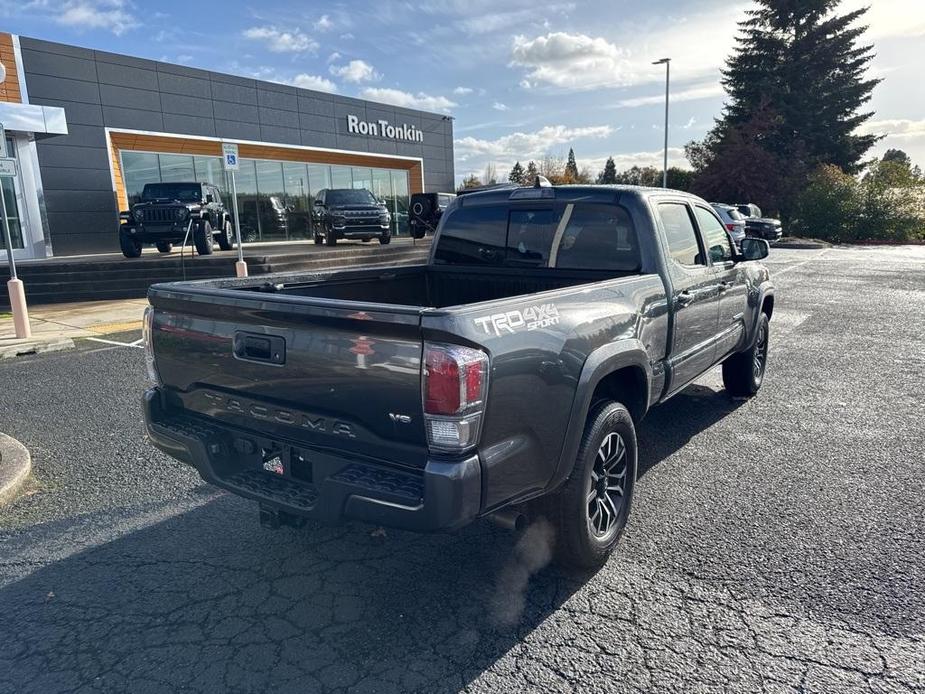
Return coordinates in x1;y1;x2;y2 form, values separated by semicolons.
325;227;337;246
119;230;142;258
155;241;172;254
378;232;391;245
194;220;214;255
542;401;637;570
217;219;235;251
313;232;323;245
722;312;769;397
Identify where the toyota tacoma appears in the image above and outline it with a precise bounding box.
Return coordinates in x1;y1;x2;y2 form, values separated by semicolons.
142;183;774;568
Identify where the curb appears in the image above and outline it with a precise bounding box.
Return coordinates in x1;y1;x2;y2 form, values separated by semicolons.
773;239;830;250
0;433;32;507
0;336;75;360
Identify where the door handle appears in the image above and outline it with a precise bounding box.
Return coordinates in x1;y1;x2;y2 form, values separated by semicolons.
676;290;694;307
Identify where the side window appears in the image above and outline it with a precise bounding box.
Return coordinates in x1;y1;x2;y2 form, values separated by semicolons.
433;205;508;265
694;206;734;263
658;203;704;266
553;204;641;271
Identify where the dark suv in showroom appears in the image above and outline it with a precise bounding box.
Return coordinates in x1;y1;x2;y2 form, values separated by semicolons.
312;188;391;246
119;182;236;258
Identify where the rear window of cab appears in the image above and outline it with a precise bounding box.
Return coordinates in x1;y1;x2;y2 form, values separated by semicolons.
434;203;641;272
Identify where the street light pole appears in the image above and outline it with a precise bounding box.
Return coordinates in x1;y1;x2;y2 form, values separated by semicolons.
653;58;671;188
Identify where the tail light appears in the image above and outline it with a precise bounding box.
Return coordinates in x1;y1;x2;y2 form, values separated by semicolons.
726;223;737;232
423;342;489;452
142;306;161;385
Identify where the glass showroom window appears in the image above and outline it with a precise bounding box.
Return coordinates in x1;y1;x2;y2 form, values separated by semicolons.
194;156;228;196
121;151;160;204
331;165;352;189
0;136;23;250
282;162;312;240
255;159;287;242
234;159;260;242
351;167;373;192
391;170;410;235
158;154;195;182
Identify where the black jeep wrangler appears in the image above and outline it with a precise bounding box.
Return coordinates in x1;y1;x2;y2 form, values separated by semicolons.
119;182;236;258
409;192;455;238
311;188;391;246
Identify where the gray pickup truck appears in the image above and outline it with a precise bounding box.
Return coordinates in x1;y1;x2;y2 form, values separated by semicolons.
142;183;774;568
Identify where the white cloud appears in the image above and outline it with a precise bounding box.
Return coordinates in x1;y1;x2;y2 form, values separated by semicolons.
683;117;696;129
327;51;341;63
859;118;925;140
614;82;725;108
329;59;380;83
243;26;317;54
509;7;742;92
340;32;355;40
511;32;635;91
844;0;925;39
519;79;532;89
453;86;473;95
53;0;138;35
455;124;613;162
493;102;509;111
361;88;457;113
291;73;338;93
314;14;334;32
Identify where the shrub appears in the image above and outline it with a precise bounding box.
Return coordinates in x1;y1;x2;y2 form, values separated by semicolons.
793;163;925;243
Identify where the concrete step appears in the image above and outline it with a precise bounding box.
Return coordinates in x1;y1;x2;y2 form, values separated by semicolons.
2;243;430;306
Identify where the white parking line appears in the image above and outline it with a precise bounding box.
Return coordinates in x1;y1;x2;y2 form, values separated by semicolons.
84;337;143;349
771;249;830;277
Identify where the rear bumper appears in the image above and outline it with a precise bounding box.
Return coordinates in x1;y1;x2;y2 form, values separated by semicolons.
143;388;481;531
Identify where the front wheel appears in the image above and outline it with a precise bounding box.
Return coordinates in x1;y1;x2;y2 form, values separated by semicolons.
722;312;769;397
325;227;337;246
217;219;235;251
119;230;142;258
194;220;214;255
542;401;637;570
155;241;172;254
378;232;391;245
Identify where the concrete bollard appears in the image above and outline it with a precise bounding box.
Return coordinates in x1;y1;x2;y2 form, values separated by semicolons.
7;278;31;339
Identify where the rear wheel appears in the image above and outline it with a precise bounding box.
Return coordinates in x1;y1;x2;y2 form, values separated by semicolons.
120;230;142;258
217;219;235;251
542;401;637;570
194;220;214;255
155;241;172;254
723;312;769;396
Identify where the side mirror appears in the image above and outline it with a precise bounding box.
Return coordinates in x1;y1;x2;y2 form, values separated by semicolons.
739;237;769;261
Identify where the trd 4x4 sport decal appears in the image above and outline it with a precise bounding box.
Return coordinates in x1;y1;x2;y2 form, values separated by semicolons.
474;303;560;336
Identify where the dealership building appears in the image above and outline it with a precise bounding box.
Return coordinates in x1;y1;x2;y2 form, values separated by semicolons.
0;32;455;260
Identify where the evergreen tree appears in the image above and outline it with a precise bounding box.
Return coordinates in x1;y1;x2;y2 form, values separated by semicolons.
525;160;539;184
564;148;580;182
690;0;880;217
508;161;526;185
597;156;617;184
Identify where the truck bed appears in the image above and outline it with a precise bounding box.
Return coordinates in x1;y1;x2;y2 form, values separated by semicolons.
177;263;636;310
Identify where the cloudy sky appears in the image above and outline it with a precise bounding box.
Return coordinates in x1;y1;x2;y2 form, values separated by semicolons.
3;0;924;183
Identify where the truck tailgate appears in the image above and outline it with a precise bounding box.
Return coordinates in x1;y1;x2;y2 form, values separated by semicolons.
148;287;428;469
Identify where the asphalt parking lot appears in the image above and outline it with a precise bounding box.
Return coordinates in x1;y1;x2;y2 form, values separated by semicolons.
0;245;923;694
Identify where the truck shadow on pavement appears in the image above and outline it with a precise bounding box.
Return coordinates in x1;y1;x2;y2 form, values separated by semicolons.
0;385;742;693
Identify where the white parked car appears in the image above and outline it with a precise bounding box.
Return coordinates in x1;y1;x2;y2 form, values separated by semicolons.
710;203;747;247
